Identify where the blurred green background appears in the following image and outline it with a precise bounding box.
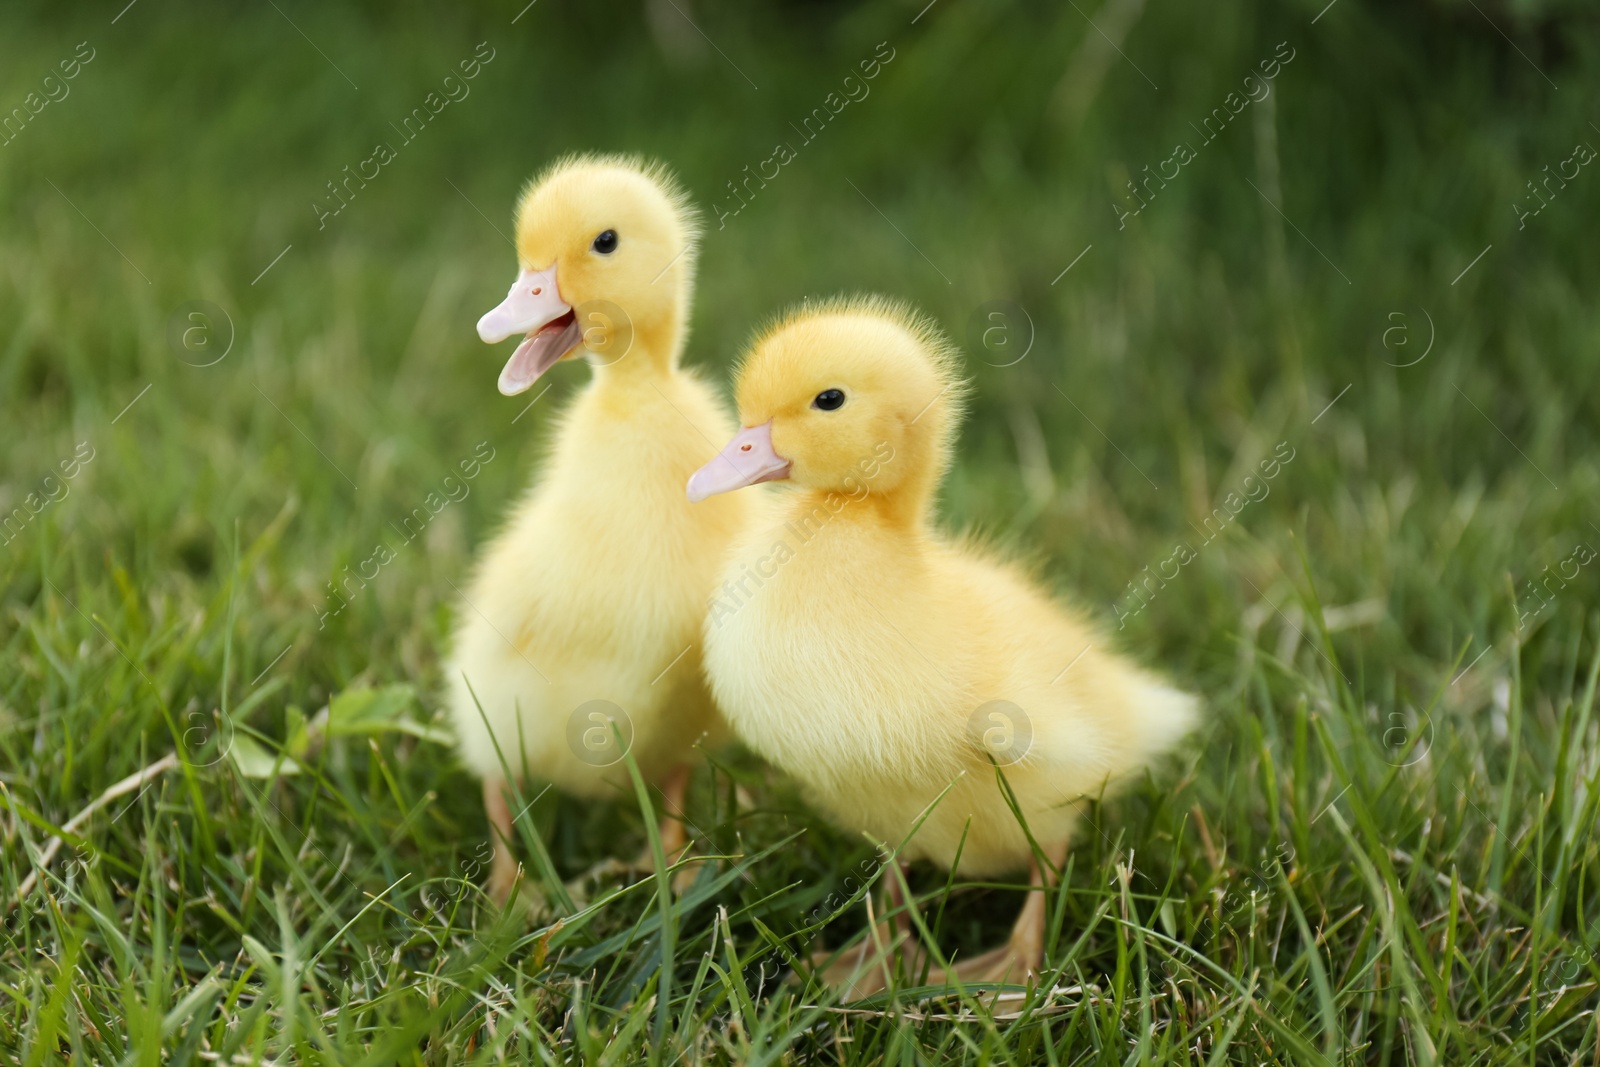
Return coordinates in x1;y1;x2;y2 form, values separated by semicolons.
2;0;1598;1060
4;0;1594;673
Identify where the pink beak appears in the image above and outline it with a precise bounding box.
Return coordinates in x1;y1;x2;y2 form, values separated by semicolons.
477;265;581;396
687;421;791;502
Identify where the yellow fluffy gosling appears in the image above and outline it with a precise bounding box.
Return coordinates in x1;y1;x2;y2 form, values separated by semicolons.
688;297;1199;985
445;156;754;903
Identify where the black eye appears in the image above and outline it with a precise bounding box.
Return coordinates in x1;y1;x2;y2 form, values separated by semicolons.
592;229;618;254
812;389;845;411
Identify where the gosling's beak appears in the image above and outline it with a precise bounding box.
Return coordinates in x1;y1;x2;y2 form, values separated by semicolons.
687;421;791;502
477;265;581;396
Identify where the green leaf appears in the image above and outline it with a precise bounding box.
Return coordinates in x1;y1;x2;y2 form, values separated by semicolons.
228;734;302;778
284;705;310;758
326;684;415;733
324;684;451;745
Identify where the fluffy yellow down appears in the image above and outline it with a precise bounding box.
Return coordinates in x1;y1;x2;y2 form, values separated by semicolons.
702;297;1199;875
445;156;755;797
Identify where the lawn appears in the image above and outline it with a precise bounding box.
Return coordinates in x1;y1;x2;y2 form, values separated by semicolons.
2;0;1598;1062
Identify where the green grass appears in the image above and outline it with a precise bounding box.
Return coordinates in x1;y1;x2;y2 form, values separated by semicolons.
2;0;1598;1062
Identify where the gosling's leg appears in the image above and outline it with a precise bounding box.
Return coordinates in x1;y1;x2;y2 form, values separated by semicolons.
934;841;1068;986
656;764;710;894
622;765;700;889
482;776;523;907
1004;847;1054;975
655;763;692;859
817;860;919;999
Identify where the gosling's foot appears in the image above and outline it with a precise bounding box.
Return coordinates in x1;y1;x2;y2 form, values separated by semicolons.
808;932;926;1001
923;938;1042;988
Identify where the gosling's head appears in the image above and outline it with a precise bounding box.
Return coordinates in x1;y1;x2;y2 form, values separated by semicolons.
687;297;968;508
477;155;699;395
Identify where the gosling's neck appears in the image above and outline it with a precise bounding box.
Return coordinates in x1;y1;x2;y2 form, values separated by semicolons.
586;303;687;389
785;480;936;536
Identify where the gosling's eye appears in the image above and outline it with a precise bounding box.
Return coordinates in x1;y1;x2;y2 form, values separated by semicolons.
592;229;618;254
812;389;845;411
